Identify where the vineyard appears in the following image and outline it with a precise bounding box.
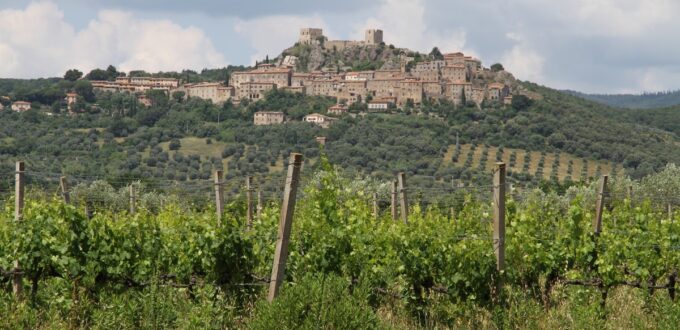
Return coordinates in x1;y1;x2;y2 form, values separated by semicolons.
1;156;680;329
443;144;623;182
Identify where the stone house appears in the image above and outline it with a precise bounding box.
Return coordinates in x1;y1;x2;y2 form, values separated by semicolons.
304;113;337;128
254;111;284;125
441;64;467;82
238;82;276;101
183;82;233;104
397;78;423;106
487;83;510;101
327;104;348;116
11;101;31;112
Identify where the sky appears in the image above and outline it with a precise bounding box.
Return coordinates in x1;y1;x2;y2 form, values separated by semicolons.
1;0;679;94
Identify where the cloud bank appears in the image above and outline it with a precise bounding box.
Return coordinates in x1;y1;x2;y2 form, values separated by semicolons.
0;2;228;78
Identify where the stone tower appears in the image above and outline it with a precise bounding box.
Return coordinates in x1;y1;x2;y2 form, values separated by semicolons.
364;29;383;45
299;28;324;45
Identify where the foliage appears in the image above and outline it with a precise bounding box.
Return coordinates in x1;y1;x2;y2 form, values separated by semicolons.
490;63;504;72
64;69;83;82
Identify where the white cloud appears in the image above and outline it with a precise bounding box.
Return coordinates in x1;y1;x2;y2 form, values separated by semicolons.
234;15;327;65
500;33;545;83
354;0;468;54
0;1;228;78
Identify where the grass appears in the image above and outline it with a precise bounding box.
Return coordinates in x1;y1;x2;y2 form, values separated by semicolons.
447;144;623;182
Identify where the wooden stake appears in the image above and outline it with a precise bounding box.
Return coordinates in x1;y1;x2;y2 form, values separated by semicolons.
669;204;673;222
373;193;379;219
85;200;93;219
391;180;397;221
397;173;408;223
13;161;25;298
493;163;506;272
129;185;136;215
214;170;224;226
59;176;70;204
246;176;253;228
268;153;303;302
257;189;263;218
593;175;608;235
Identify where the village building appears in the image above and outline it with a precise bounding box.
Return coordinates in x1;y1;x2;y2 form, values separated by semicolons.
237;82;276;102
304;113;337;128
397;78;423;106
327;104;348;116
367;98;395;112
487;83;510;102
230;64;291;91
92;76;179;93
183;82;233;104
441;64;468;82
423;81;443;99
471;86;487;105
253;111;284;125
444;81;473;105
11;101;31;112
65;92;77;112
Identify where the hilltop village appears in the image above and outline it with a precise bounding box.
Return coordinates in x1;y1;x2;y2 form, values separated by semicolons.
11;28;515;126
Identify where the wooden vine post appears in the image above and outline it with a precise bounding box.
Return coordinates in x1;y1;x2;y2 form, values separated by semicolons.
493;163;506;272
257;189;263;218
391;180;398;221
59;176;70;204
593;175;608;235
129;185;136;215
493;163;506;301
246;176;254;228
214;170;224;226
373;193;379;219
397;173;408;223
268;153;303;302
13;161;25;298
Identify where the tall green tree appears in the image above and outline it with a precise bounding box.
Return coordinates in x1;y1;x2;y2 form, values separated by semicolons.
64;69;83;81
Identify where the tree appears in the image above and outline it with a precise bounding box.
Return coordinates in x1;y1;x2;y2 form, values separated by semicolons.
172;91;186;103
64;69;83;81
106;65;119;79
511;95;533;111
169;139;182;151
74;80;95;102
86;68;109;81
429;47;444;60
490;63;505;72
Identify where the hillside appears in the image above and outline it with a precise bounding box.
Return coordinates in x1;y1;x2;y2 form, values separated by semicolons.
566;89;680;109
1;80;679;195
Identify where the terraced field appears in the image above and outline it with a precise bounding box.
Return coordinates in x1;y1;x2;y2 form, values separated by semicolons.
444;144;622;182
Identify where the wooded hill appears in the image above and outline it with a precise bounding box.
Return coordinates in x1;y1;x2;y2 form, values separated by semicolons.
0;73;678;193
566;89;680;109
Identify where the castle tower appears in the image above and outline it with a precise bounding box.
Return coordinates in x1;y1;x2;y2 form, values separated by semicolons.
365;29;383;45
299;28;324;45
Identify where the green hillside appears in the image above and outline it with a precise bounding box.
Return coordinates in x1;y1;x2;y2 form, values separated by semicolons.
566;89;680;109
0;77;678;193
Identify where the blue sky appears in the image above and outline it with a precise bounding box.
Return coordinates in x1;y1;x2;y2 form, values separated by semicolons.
1;0;679;93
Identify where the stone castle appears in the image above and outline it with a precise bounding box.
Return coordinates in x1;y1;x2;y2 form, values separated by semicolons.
90;28;512;110
299;28;384;51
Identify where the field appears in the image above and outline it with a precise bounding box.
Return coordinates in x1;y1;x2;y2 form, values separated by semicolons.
443;143;622;181
1;164;679;329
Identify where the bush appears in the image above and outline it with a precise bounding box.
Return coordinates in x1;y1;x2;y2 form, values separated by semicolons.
250;275;380;329
169;139;181;151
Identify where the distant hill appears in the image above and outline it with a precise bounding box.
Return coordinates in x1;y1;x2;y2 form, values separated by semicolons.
565;90;680;109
